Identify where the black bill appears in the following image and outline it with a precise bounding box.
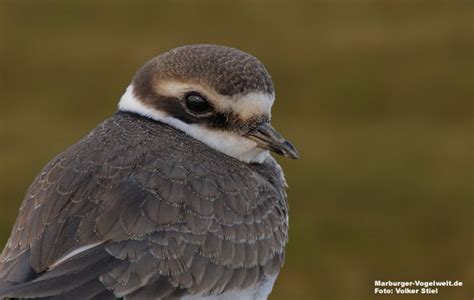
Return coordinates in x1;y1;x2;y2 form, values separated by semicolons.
246;123;299;159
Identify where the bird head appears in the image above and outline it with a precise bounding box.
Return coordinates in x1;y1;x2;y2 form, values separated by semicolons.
119;44;298;163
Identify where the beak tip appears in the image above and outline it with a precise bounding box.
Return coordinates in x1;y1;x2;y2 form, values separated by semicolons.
290;152;299;159
282;141;299;159
287;151;299;160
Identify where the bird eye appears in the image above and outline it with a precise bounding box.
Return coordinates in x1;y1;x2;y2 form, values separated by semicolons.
185;93;211;114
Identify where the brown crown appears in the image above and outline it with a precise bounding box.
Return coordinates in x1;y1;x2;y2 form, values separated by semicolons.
133;44;274;97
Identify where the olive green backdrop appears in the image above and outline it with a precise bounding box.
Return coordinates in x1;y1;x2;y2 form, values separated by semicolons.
1;1;472;299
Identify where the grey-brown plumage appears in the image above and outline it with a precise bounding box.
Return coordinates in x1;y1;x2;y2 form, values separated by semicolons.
0;44;296;300
144;44;274;96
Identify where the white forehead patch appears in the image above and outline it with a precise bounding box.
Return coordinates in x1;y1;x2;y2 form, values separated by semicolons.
156;80;275;119
118;85;270;163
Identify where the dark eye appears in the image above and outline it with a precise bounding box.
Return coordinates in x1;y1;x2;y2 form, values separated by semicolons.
185;93;211;114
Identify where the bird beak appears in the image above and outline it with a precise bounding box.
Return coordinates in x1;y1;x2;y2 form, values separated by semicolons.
246;123;299;159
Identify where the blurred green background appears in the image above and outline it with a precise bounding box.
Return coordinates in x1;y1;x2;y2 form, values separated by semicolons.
0;1;472;299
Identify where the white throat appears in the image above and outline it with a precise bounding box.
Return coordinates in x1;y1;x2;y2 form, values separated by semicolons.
118;85;270;163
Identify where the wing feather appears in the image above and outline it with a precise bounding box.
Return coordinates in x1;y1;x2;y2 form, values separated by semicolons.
0;113;288;299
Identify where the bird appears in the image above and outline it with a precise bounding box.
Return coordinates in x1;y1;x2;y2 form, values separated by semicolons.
0;44;298;300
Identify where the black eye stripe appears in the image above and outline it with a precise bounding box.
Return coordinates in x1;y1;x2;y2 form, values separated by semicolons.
146;94;263;132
